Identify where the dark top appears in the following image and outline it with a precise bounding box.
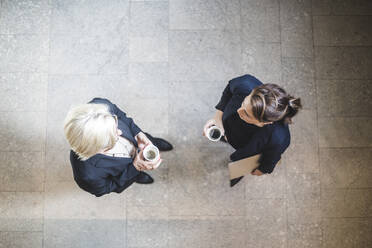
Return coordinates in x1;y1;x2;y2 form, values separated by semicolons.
215;74;291;174
70;98;141;197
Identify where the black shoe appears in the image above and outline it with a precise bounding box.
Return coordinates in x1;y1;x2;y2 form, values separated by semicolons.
135;172;154;184
230;176;244;187
145;133;173;151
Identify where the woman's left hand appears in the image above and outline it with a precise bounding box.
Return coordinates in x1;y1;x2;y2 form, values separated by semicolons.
135;132;153;150
251;169;264;176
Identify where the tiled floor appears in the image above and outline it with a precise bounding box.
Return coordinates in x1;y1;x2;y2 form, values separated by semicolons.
0;0;371;247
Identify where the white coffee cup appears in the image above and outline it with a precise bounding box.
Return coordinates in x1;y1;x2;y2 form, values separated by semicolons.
143;145;160;162
206;125;222;142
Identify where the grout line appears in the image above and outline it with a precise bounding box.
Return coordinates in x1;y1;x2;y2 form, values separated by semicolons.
42;0;53;247
277;1;289;248
310;0;324;246
312;14;372;17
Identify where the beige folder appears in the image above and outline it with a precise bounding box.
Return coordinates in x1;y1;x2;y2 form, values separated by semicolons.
228;154;261;180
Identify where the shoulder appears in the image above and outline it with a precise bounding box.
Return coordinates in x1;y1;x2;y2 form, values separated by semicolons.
229;74;263;95
88;97;115;113
267;122;291;149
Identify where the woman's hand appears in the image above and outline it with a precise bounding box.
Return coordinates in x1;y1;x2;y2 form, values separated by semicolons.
135;132;152;150
251;169;264;176
203;118;225;137
133;146;162;171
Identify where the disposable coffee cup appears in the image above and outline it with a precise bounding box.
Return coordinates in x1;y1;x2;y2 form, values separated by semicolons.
143;145;160;162
206;125;222;142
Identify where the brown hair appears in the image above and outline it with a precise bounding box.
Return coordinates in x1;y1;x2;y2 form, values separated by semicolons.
250;84;302;124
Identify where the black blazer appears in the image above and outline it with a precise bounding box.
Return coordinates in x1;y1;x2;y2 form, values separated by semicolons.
215;75;291;174
70;98;141;197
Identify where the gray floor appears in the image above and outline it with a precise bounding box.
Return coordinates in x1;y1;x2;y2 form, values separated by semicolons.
1;0;372;247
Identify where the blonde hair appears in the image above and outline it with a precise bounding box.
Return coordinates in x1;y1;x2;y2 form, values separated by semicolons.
64;103;117;161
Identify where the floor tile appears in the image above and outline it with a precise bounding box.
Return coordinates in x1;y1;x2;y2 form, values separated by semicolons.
0;73;47;112
322;218;372;248
169;30;241;82
44;181;126;219
242;42;281;84
241;0;280;43
0;231;43;248
281;57;316;110
312;0;372;15
287;173;321;224
0;111;46;152
0;34;49;73
50;33;128;74
51;0;129;35
322;189;372;218
288;223;322;248
318;117;372;147
130;1;168;37
44;219;126;248
0;0;50;34
0;192;43;231
0;152;44;191
320;148;372;188
315;47;372;79
317;79;372;117
314;16;372;46
280;0;313;58
127;205;168;247
170;0;240;30
129;37;168;62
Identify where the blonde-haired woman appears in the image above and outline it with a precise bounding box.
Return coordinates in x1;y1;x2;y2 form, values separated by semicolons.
64;98;173;197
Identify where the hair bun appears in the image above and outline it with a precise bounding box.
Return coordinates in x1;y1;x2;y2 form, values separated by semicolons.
288;97;302;111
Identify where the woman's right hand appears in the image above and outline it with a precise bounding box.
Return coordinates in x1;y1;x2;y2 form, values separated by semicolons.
203;118;225;137
133;148;162;171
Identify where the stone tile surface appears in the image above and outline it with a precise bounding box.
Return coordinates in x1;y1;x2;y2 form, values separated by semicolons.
322;189;372;218
280;0;313;58
51;0;129;35
130;1;168;37
0;232;43;248
1;0;372;247
241;0;280;43
242;42;282;84
312;0;372;15
44;219;126;248
322;218;372;248
288;223;322;248
320;148;372;188
281;57;316;109
314;16;372;46
0;111;46;152
169;30;241;82
0;0;50;34
246;199;287;248
170;0;240;30
0;73;47;112
317;80;372;117
129;37;168;62
0;34;49;73
127;206;168;247
50;33;128;74
315;47;372;79
0;192;43;231
0;152;44;191
287;173;321;224
318;117;372;148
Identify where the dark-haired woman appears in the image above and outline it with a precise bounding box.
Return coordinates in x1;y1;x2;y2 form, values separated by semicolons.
203;74;302;186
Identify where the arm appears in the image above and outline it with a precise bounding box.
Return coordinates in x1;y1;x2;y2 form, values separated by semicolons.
215;82;232;111
90;98;142;136
256;146;282;174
